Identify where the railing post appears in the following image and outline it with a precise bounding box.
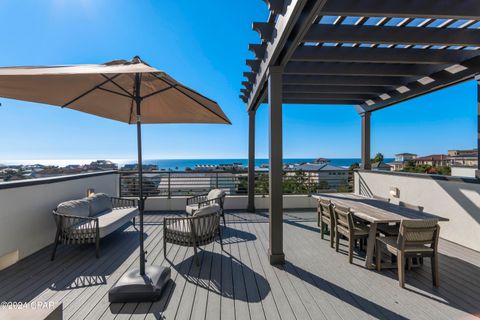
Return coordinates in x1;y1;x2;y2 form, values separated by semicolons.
167;172;171;199
215;172;219;189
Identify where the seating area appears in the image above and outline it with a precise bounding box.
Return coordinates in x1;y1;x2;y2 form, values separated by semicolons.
0;210;478;320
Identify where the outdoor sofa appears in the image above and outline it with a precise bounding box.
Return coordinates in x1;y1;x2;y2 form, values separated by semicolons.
51;193;138;260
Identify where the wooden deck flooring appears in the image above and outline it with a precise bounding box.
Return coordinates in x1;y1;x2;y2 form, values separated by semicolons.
0;210;479;320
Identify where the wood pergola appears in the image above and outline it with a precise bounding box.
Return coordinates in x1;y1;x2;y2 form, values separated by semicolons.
241;0;480;265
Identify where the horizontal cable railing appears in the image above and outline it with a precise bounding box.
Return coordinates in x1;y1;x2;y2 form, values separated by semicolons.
119;170;353;197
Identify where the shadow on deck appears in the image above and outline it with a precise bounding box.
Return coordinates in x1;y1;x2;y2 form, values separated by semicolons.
0;210;478;319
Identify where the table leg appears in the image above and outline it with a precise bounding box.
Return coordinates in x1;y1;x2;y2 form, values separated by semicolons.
365;222;377;269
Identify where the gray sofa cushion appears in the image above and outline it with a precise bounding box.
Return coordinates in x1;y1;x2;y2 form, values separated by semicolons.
186;203;199;215
207;189;226;201
97;207;138;238
56;199;90;217
193;204;220;217
89;193;112;216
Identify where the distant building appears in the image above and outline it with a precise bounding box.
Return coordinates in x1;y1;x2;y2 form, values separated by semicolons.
448;149;478;167
122;164;158;171
390;153;417;171
88;160;117;171
412;154;449;167
371;161;392;172
287;162;349;190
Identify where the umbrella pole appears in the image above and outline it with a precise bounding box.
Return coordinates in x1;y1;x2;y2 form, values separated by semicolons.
135;72;146;276
108;72;171;303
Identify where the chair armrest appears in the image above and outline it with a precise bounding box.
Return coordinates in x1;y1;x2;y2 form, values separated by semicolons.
53;211;99;233
111;197;138;209
197;198;220;208
186;194;208;205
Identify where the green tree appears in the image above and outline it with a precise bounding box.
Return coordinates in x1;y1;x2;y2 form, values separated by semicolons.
349;162;360;171
372;153;384;164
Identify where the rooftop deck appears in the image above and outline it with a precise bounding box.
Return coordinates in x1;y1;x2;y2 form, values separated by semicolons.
0;210;479;320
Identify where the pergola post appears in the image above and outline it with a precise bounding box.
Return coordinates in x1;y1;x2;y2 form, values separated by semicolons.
247;110;256;212
268;65;285;265
477;79;480;178
361;111;371;170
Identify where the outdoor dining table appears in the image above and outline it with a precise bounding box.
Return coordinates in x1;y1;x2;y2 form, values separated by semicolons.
313;193;449;269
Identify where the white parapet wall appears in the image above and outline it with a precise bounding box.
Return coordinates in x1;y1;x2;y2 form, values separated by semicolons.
0;171;119;270
144;194;317;211
354;170;480;252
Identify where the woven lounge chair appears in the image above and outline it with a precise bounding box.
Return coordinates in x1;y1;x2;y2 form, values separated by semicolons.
376;219;440;288
186;189;226;226
317;199;335;248
333;204;369;264
164;204;223;265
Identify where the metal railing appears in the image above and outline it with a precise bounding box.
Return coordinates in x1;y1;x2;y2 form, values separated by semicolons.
119;170;353;197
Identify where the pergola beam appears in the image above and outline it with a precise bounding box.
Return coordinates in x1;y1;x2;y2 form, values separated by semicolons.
283;92;375;100
285;61;444;77
363;56;480;111
283;84;391;94
282;99;363;105
283;74;412;86
291;46;480;65
246;0;329;111
321;0;480;20
304;24;480;47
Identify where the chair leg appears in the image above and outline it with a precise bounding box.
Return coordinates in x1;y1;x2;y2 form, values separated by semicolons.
329;224;334;248
348;237;353;264
222;213;227;228
50;231;60;261
335;230;340;252
432;254;439;287
193;245;200;266
397;253;405;288
320;219;325;239
163;237;167;259
376;240;382;272
219;228;224;251
95;237;101;259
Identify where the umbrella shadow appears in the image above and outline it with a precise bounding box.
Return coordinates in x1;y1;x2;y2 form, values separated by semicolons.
220;226;256;245
172;251;271;302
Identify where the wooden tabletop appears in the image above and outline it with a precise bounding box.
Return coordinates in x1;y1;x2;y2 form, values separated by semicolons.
313;193;449;224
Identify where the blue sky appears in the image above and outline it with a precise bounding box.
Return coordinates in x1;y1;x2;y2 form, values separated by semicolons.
0;0;477;162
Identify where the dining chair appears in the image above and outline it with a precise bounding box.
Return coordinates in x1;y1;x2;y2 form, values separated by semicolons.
399;201;424;212
378;201;424;237
376;219;440;288
333;204;369;264
317;199;335;248
372;195;390;202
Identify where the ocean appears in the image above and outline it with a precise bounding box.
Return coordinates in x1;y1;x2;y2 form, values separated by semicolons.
137;158;395;171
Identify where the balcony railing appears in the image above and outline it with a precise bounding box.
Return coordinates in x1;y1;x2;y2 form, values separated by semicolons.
119;170;353;197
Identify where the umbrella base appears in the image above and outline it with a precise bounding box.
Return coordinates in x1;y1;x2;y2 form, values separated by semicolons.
108;265;171;303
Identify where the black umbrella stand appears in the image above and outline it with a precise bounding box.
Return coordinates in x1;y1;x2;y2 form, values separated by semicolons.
108;73;171;303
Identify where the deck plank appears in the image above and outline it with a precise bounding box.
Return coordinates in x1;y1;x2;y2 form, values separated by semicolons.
0;211;479;320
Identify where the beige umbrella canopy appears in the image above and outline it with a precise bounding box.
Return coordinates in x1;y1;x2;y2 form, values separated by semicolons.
0;56;230;302
0;56;231;124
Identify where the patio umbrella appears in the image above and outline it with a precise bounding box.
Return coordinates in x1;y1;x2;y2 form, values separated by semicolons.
0;56;231;302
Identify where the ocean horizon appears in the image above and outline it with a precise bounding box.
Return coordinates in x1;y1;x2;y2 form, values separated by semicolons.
2;158;395;170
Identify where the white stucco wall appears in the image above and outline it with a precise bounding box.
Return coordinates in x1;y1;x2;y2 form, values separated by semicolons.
0;172;119;270
144;194;317;211
354;170;480;252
